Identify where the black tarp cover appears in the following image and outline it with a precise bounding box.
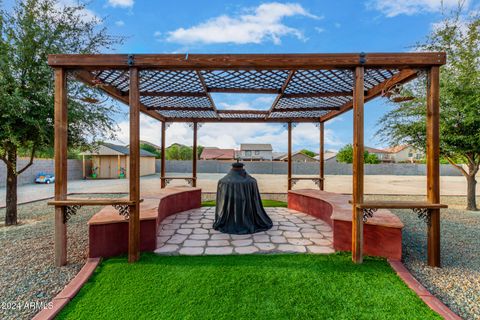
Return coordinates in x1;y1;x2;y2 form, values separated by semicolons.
213;164;273;234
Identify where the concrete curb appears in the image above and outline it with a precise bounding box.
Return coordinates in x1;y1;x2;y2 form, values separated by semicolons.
32;258;101;320
388;260;462;320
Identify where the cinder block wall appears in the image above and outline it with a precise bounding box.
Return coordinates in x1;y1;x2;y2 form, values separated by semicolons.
0;158;83;188
156;160;462;176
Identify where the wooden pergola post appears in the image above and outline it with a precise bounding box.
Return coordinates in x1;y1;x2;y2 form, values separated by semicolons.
128;67;140;263
287;122;292;190
319;122;325;191
54;68;68;267
426;66;441;267
192;122;198;187
82;154;86;179
160;121;166;188
352;66;365;264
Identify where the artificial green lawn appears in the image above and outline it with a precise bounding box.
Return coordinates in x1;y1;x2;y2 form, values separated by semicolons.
58;253;440;320
202;199;288;207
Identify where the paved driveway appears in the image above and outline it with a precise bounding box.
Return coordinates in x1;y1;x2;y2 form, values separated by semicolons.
0;173;478;207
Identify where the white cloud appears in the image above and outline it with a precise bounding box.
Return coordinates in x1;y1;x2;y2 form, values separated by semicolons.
108;0;134;8
367;0;469;17
113;115;343;153
166;2;320;45
115;20;125;27
57;0;99;23
314;27;325;33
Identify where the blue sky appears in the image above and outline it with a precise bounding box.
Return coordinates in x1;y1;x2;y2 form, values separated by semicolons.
6;0;478;152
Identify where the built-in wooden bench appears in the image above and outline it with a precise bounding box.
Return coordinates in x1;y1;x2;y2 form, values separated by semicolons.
87;187;201;258
288;189;405;260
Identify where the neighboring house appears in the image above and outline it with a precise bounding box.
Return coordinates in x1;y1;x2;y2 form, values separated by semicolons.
239;144;273;161
386;145;424;163
80;143;156;179
314;151;338;163
139;140;161;152
365;146;394;163
275;151;318;162
200;147;235;160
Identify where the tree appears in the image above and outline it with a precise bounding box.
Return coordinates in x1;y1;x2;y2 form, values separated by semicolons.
0;0;122;225
376;3;480;210
336;144;380;164
140;143;161;158
300;149;316;158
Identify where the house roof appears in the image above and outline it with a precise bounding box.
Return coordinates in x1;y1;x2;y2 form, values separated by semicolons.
314;152;337;161
240;143;273;151
81;143;157;157
385;145;409;153
200;147;235;160
365;146;390;154
276;151;318;161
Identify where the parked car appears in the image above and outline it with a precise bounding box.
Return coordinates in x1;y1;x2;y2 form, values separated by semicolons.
35;172;55;184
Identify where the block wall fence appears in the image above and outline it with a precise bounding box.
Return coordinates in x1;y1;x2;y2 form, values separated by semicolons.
0;158;464;188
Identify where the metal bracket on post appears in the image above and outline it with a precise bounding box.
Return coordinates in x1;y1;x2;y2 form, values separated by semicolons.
413;208;431;226
63;205;82;223
283;122;297;130
359;52;366;65
362;208;377;222
127;54;135;66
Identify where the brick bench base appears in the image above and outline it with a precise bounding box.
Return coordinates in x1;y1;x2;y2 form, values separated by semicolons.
288;190;404;260
88;187;201;258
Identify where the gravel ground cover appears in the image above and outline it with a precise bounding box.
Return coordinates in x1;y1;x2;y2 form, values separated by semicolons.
1;193;479;319
366;195;480;320
0;194;125;320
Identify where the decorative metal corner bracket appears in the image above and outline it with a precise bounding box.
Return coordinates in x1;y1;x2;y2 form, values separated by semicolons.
184;178;194;186
413;208;431;226
112;204;130;220
63;205;82;223
362;208;377;222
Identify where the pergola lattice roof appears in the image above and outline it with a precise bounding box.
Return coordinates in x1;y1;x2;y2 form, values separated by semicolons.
50;52;446;123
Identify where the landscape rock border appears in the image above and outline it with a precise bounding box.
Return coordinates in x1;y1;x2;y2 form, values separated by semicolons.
31;258;100;320
388;259;461;320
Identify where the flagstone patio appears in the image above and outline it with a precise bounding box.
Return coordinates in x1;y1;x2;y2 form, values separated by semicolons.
154;207;334;255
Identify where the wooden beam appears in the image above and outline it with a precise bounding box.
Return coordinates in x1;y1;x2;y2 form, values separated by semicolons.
207;88;280;94
196;71;219;118
217;110;269;115
48;52;447;69
128;67;140;263
161;121;166;188
140;91;206;97
352;66;364;264
147;107;213;112
320;69;418;122
272;106;340;113
192;122;198;187
166;117;333;123
319;122;325;191
74;70;165;122
283;91;353;99
287;123;293;191
426;66;441;267
267;70;295;118
54;68;68;267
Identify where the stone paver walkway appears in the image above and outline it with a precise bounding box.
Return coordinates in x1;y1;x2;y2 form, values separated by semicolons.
154;207;334;255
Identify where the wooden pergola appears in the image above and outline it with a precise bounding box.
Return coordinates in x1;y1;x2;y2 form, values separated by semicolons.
48;52;446;267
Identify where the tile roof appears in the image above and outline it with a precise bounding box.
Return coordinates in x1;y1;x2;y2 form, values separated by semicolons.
240;144;273;151
200;148;235;160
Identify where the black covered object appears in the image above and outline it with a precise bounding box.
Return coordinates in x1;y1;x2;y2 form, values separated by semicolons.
213;163;273;234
